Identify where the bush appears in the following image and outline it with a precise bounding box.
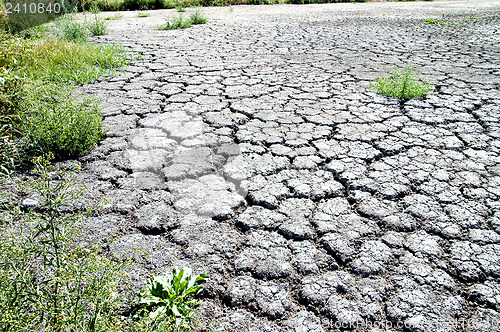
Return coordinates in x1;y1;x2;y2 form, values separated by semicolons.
370;64;433;100
0;156;130;331
21;90;104;160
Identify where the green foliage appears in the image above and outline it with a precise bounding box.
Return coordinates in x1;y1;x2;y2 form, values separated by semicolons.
0;31;127;170
157;14;192;30
21;90;104;160
371;65;433;100
20;38;128;84
424;18;464;25
189;11;207;24
138;12;151;17
55;15;91;43
133;267;208;330
104;13;124;19
176;4;186;11
0;156;131;331
87;14;109;35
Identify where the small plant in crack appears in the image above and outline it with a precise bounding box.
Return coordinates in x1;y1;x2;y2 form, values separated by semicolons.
132;267;208;331
370;64;433;100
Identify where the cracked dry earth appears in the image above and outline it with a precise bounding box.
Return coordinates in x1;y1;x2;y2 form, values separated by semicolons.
71;1;500;331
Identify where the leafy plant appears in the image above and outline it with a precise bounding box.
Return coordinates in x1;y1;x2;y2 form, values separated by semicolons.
0;156;130;331
138;12;151;17
370;64;433;100
133;267;208;330
189;10;207;25
157;15;192;30
21;89;104;160
176;4;186;11
87;14;109;35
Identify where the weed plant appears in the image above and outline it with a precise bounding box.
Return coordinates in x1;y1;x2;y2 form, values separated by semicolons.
104;13;124;19
55;15;91;43
133;267;208;330
157;15;192;30
0;17;128;170
21;90;104;160
138;12;151;17
0;156;131;331
87;14;109;35
370;65;433;100
189;11;207;24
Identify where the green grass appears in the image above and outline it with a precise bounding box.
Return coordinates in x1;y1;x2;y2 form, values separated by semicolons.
371;65;433;100
104;13;124;19
157;14;193;30
88;14;109;35
424;18;465;25
138;12;151;17
157;11;207;30
0;18;128;169
189;11;207;24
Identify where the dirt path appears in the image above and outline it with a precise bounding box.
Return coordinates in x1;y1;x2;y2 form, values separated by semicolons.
76;1;500;330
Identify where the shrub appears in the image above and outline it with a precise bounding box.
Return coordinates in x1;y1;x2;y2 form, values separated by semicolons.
21;90;104;160
370;64;433;100
0;156;130;331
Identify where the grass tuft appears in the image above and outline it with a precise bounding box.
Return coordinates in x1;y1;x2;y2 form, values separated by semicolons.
189;10;207;24
370;65;433;100
157;14;192;30
87;14;109;35
138;12;150;17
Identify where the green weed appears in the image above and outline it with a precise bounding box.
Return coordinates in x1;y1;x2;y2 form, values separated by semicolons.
21;90;104;160
138;12;151;17
104;13;124;20
176;4;186;11
133;267;208;330
370;65;433;100
0;156;131;331
55;15;90;43
87;14;109;35
157;15;192;30
189;10;207;25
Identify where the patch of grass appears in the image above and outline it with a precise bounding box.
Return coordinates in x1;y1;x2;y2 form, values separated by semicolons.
176;4;186;11
157;14;192;30
133;267;208;330
55;15;91;43
0;23;128;169
87;14;109;35
20;38;128;84
189;10;207;24
370;65;433;100
104;13;124;20
138;12;151;17
424;18;465;25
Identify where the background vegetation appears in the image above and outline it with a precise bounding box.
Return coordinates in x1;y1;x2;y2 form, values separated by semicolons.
0;6;128;172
